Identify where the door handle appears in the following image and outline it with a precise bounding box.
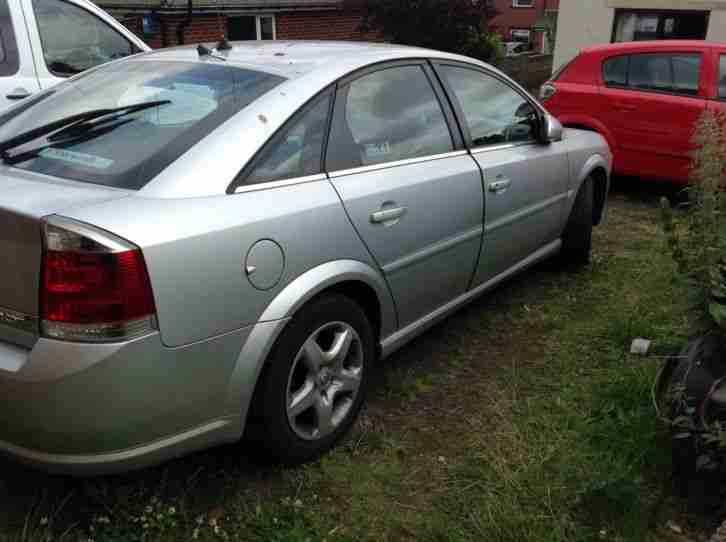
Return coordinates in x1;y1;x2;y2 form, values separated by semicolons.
615;102;637;112
370;206;407;225
6;88;30;100
488;177;512;194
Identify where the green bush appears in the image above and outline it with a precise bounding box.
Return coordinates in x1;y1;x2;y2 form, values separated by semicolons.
661;110;726;338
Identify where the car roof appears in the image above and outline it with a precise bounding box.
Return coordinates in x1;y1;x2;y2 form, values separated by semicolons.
581;40;722;56
135;41;480;80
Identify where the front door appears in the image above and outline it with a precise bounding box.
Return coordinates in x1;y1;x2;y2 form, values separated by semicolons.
326;62;483;328
601;51;706;183
434;63;569;284
0;0;40;111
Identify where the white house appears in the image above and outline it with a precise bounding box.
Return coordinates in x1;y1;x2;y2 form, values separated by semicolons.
553;0;726;70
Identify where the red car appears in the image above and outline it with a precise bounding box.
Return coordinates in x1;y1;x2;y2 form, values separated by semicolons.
541;40;726;184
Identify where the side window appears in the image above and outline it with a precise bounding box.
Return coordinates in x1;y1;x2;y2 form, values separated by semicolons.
603;55;628;87
439;65;537;148
242;93;331;186
326;65;453;170
719;55;726;99
0;0;19;77
672;54;701;95
32;0;139;77
625;53;701;96
628;53;672;92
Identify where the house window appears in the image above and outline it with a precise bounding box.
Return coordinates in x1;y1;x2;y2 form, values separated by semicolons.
512;0;534;7
612;10;708;42
510;28;531;43
228;14;275;41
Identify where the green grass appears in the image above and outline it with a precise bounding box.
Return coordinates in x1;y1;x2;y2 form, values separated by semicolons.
0;190;700;541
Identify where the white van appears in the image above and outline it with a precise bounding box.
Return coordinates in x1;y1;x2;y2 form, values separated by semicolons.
0;0;149;111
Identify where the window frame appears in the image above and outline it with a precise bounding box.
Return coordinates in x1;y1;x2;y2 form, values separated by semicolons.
512;0;534;7
431;59;546;153
610;8;709;43
227;14;276;41
716;53;726;102
601;51;704;98
324;59;464;175
510;28;532;43
228;86;335;194
31;0;140;78
0;0;18;77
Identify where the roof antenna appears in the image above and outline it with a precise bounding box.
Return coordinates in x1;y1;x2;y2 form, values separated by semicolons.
213;0;231;51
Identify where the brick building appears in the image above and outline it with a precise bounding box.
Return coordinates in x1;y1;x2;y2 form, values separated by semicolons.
96;0;382;49
490;0;559;53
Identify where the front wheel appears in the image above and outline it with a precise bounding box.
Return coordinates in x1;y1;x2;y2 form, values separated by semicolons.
246;294;374;464
560;176;594;266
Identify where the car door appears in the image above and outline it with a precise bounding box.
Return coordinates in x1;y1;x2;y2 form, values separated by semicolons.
0;0;40;110
600;51;706;183
326;61;484;328
434;62;569;285
21;0;145;90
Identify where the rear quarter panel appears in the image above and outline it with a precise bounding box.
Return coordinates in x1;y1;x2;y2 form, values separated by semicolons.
64;180;389;347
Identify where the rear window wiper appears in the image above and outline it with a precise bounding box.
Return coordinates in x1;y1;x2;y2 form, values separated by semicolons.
0;100;171;161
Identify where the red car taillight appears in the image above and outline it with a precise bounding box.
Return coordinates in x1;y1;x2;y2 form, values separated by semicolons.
40;216;157;343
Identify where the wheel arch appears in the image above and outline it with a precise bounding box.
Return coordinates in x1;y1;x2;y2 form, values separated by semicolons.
223;260;396;435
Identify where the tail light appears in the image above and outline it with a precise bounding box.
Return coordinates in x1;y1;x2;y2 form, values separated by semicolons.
40;216;157;343
540;83;557;101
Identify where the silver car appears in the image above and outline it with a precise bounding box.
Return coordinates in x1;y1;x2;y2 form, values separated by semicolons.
0;41;611;475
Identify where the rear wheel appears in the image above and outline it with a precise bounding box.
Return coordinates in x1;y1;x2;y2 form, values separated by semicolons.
246;294;374;464
560;176;593;266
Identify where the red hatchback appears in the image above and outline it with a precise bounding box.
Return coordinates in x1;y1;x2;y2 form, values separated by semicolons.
541;41;726;184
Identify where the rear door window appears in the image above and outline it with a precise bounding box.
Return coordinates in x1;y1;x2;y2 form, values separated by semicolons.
603;52;702;96
0;0;18;76
719;55;726;99
326;65;454;171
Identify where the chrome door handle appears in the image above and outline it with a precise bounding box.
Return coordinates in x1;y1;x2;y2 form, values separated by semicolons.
488;177;512;194
6;88;30;100
370;206;407;224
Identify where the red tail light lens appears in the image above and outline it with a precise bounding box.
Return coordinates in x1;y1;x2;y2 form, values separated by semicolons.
40;216;157;342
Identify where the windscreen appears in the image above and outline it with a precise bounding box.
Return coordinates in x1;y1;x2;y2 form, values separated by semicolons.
0;60;285;189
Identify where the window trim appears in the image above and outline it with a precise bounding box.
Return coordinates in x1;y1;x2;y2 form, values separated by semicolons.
430;59;546;152
512;0;534;7
31;0;140;78
324;59;463;174
0;0;19;77
227;86;335;194
602;51;704;99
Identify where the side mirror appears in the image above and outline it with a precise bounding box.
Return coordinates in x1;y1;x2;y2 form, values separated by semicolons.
541;113;563;143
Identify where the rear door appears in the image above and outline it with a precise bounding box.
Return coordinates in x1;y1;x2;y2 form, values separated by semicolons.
0;0;40;110
434;62;569;285
326;61;484;328
21;0;145;89
600;50;706;183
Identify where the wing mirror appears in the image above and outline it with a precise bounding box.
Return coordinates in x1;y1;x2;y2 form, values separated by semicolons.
541;113;563;143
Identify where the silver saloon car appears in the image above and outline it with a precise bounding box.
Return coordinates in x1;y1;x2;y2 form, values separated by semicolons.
0;42;611;475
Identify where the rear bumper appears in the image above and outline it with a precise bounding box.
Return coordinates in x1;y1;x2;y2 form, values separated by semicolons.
0;326;258;475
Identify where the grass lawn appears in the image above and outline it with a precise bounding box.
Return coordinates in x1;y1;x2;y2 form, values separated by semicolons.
0;181;709;542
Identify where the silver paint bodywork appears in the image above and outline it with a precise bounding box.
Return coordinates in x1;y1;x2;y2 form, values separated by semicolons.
0;42;612;474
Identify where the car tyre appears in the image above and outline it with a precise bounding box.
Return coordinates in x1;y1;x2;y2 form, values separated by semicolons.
560;175;593;266
246;293;374;464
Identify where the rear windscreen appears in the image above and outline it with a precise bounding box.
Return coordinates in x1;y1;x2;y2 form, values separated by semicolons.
0;60;285;189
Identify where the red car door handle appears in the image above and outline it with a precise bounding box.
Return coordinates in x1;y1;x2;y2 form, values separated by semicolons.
615;102;637;112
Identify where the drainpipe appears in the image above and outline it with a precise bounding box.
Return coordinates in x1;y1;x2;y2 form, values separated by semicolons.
175;0;192;45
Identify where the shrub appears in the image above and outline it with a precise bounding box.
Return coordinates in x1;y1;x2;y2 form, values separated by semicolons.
661;110;726;339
